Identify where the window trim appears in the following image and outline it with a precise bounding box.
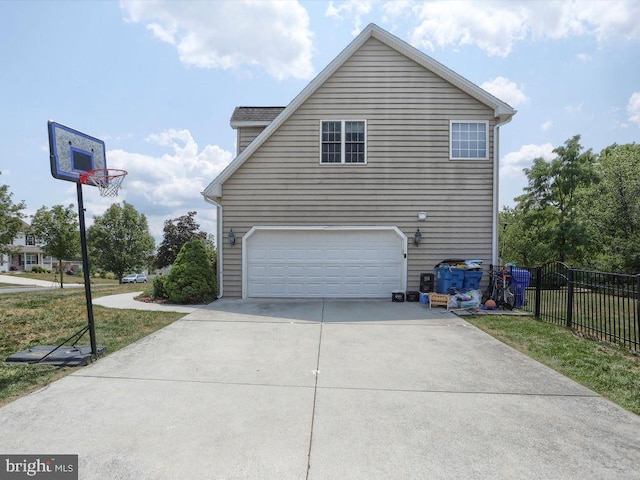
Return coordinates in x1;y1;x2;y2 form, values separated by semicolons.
319;120;367;165
449;120;489;161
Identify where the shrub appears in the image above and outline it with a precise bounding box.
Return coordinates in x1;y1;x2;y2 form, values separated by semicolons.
153;275;168;299
165;240;217;304
30;266;46;273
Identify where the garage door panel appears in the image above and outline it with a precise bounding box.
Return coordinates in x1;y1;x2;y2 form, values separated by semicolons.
246;229;405;298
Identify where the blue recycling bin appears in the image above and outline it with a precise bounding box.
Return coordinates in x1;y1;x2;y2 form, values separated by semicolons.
510;268;531;308
462;270;483;291
435;266;465;294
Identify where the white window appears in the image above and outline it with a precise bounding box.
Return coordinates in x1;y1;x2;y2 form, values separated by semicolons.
26;254;38;265
450;121;488;160
321;120;366;164
26;234;36;246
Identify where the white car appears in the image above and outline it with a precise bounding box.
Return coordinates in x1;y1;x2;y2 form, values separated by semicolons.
122;273;147;284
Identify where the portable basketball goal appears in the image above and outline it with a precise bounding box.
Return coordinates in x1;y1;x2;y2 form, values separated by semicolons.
6;122;127;366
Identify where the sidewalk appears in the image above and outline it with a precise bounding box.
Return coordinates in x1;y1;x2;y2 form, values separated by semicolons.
0;273;82;288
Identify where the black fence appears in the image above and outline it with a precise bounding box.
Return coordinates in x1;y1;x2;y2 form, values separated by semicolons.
490;263;640;353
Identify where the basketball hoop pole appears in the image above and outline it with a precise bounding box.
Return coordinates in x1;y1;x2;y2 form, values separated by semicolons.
76;182;97;356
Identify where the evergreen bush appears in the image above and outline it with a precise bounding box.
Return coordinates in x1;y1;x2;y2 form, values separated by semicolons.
153;275;168;299
165;240;217;304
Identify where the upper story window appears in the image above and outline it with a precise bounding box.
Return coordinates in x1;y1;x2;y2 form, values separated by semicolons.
26;234;36;246
321;120;366;164
450;121;488;160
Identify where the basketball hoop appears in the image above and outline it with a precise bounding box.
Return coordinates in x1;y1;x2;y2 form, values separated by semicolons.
79;168;127;197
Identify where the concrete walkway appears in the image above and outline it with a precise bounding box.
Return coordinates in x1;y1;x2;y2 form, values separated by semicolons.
0;273;82;288
1;298;639;479
93;292;200;313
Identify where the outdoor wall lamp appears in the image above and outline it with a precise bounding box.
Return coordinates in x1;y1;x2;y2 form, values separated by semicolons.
414;228;422;247
228;229;236;246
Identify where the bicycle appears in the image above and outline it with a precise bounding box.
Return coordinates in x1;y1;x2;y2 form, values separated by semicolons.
481;265;516;310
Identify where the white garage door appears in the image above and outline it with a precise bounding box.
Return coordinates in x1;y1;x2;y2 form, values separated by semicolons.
245;228;406;298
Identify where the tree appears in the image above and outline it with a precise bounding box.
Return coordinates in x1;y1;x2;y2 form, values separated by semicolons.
155;211;207;269
202;233;217;274
587;143;640;273
515;135;597;264
164;239;217;304
87;202;155;283
31;204;80;288
0;172;25;257
498;207;555;266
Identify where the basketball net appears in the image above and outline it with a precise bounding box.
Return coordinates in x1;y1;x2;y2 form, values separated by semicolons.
79;168;128;197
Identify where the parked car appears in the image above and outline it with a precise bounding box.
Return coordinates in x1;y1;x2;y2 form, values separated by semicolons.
122;273;147;284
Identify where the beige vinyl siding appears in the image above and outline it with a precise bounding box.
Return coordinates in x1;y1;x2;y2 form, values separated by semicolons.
237;126;266;154
221;37;496;297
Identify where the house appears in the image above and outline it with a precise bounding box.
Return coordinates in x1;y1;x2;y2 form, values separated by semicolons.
0;220;54;272
202;23;516;299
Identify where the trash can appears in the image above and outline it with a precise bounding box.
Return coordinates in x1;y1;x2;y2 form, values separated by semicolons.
462;270;483;291
511;268;531;308
435;266;465;294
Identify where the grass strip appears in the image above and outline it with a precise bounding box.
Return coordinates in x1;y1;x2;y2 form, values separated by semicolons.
467;314;640;415
0;285;183;406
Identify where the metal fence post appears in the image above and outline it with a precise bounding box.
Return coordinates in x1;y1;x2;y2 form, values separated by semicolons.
566;267;574;329
636;274;640;349
534;266;542;319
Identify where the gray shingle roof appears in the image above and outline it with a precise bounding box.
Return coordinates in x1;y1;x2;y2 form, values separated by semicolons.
230;106;286;125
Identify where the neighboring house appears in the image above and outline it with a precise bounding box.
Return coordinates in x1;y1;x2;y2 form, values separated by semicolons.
0;220;54;272
202;23;516;299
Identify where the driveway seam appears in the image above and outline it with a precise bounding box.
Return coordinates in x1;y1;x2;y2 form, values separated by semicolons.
306;298;325;479
314;386;600;397
70;374;598;398
70;374;316;389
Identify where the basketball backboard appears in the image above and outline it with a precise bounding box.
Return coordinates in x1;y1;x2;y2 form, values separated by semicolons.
48;121;106;183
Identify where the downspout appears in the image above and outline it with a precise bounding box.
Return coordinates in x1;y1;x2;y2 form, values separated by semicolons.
204;196;224;298
492;116;513;265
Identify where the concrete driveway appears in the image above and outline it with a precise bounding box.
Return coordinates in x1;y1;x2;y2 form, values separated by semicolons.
1;298;638;479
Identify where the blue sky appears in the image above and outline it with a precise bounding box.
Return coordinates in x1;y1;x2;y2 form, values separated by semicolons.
1;0;639;243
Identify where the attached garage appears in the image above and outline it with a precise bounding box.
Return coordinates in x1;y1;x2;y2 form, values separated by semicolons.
243;227;407;298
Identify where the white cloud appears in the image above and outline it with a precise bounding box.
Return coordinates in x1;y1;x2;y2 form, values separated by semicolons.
564;102;584;116
121;0;315;80
481;76;528;107
377;1;640;57
501;143;555;178
541;120;553;131
627;92;640;125
326;0;373;36
80;129;233;241
409;2;527;57
577;53;592;62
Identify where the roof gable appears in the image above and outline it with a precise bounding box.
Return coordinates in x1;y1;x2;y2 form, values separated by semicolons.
203;23;516;199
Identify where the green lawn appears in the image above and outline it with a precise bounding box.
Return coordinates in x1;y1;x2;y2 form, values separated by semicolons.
468;314;640;415
2;271;121;285
0;284;182;406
